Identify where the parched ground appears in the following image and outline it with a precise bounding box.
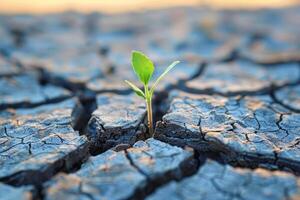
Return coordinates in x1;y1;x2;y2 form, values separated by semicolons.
0;6;300;200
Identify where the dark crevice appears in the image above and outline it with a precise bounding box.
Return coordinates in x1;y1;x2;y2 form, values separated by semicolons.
125;149;150;179
34;63;99;134
177;56;279;97
28;143;32;155
179;80;300;98
9;27;27;47
0;139;90;187
154;120;300;176
0;66;74;111
275;113;289;140
33;66;99;137
215;134;300;175
174;51;300;97
0;145;91;199
238;52;300;66
235;32;300;66
270;83;300;113
194;148;286;174
175;61;207;90
98;46;110;58
222;153;300;176
98;53;117;76
0;95;73;111
38;67;88;92
185;61;207;81
33;185;44;200
94;88;132;96
73;93;97;133
163;135;300;178
152;91;170;129
88;118;149;156
221;48;240;63
0;99;91;189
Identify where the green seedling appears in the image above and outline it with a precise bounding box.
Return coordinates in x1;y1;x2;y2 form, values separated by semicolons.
125;51;180;136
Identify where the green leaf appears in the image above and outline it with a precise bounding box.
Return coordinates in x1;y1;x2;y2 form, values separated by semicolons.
124;80;145;99
131;51;155;85
150;61;180;96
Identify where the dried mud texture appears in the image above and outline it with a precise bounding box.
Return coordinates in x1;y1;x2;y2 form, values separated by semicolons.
147;160;300;200
0;98;89;186
0;73;71;109
0;56;21;77
183;60;300;96
155;91;300;173
8;16;105;89
0;6;300;200
86;93;148;154
44;138;196;200
274;85;300;112
14;49;104;90
240;32;300;65
0;183;33;200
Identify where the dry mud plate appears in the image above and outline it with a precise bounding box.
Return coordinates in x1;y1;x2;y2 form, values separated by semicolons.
0;5;300;200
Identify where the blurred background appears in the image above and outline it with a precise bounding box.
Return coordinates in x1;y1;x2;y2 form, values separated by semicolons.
0;0;300;14
0;0;300;94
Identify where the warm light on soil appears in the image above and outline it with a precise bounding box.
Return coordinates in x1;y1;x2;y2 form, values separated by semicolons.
0;0;299;14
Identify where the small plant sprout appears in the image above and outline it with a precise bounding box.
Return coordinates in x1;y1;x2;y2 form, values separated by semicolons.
125;51;180;136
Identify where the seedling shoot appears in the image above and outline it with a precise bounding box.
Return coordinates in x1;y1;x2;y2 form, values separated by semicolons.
125;51;180;135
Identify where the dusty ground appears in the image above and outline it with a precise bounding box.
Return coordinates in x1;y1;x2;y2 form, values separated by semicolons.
0;6;300;200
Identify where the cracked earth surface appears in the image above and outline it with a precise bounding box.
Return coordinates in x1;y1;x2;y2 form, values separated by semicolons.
0;6;300;200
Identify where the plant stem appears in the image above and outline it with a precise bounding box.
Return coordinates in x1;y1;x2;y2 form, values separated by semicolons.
144;85;153;136
146;98;153;136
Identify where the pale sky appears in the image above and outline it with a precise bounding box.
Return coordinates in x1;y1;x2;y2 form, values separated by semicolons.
0;0;299;14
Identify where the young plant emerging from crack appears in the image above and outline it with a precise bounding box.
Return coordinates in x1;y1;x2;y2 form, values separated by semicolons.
125;51;180;136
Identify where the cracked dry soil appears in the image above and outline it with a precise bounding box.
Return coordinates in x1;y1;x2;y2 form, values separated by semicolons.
1;6;300;200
